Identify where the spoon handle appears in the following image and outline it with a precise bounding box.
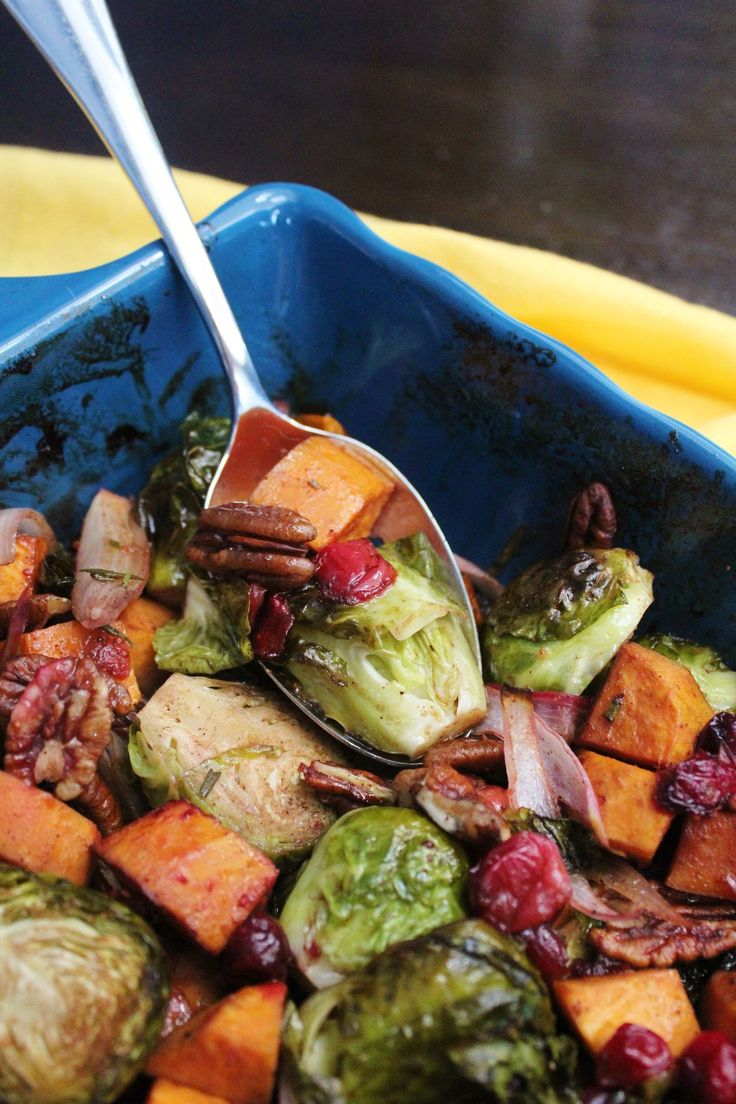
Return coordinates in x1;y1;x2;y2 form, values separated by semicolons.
3;0;271;415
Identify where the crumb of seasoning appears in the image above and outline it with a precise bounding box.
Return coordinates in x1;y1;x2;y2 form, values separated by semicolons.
603;693;624;723
308;478;321;490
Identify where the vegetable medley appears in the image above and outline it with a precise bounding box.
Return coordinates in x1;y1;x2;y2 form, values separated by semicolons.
3;411;736;1104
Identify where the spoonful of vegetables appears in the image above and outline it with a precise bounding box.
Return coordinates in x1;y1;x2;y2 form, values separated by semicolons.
4;0;485;765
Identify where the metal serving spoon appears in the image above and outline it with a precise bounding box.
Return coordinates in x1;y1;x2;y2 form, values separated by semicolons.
4;0;481;767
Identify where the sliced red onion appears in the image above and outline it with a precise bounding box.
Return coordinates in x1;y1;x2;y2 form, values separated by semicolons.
535;713;609;847
453;554;504;599
1;585;32;665
0;508;55;565
569;872;633;922
72;489;150;629
479;683;588;743
501;688;558;818
587;856;686;926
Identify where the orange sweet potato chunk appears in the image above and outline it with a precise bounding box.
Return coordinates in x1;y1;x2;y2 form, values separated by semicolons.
666;810;736;900
251;436;394;549
701;971;736;1042
94;801;278;953
18;618;141;702
148;1080;230;1104
118;596;175;696
147;982;286;1104
0;770;99;884
578;749;673;864
554;970;700;1057
576;642;712;768
0;535;47;603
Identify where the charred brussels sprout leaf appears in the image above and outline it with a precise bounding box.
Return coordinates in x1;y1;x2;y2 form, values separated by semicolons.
639;633;736;713
153;573;252;675
0;864;168;1104
137;413;229;603
483;548;653;694
285;533;486;757
284;918;579;1104
280;807;468;987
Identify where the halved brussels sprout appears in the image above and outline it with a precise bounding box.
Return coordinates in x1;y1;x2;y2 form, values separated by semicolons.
0;864;168;1104
483;547;653;694
280;806;468;987
284;917;578;1104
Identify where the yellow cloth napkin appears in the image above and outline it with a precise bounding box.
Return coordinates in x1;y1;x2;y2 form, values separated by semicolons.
3;145;736;453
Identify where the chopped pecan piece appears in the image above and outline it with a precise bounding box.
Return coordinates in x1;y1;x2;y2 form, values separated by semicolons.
186;501;316;590
590;917;736;968
0;654;53;720
396;762;509;847
4;656;122;833
565;481;617;550
299;760;396;812
424;733;505;777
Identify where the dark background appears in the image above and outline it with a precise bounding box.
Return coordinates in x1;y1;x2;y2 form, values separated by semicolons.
2;0;735;313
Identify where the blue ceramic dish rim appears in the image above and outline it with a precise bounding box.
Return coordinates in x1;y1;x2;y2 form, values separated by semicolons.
1;179;734;489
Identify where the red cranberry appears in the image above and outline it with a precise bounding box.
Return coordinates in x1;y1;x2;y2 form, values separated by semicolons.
680;1031;736;1104
521;924;569;981
85;629;132;680
656;752;736;815
469;831;571;933
221;912;292;984
699;713;736;763
313;539;397;605
596;1024;672;1089
252;593;294;660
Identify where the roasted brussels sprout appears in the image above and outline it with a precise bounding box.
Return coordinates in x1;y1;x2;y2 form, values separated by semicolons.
483;547;653;694
284;917;579;1104
153;574;252;675
639;633;736;713
0;864;168;1104
137;413;229;604
129;673;341;860
280;806;468;987
285;533;486;757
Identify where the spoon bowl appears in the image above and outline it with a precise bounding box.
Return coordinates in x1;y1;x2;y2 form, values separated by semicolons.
3;0;480;766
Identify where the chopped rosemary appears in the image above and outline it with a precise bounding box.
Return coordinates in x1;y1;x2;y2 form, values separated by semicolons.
80;567;143;588
603;693;624;723
102;624;133;645
199;768;221;799
107;539;123;550
308;478;322;490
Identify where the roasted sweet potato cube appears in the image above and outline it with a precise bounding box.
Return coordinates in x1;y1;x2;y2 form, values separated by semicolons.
666;810;736;900
19;618;141;702
701;971;736;1042
578;750;673;864
93;801;278;953
147;982;286;1104
576;642;712;768
118;596;175;696
0;534;48;603
148;1079;230;1104
553;969;700;1056
251;436;394;549
0;770;99;884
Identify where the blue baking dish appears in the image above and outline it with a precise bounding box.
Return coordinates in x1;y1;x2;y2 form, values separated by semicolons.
0;184;734;656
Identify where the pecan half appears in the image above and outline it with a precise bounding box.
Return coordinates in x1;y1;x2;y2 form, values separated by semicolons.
565;481;617;550
186;501;316;590
0;655;53;720
590;917;736;968
396;762;509;847
4;656;122;833
299;760;396;813
424;733;505;777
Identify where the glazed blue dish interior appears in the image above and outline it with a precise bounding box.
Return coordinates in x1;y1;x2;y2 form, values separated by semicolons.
1;184;734;658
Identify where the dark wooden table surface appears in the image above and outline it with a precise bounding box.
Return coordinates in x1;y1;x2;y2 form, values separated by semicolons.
2;0;734;314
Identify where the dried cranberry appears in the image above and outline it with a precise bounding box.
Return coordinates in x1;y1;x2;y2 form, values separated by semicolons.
656;752;736;815
596;1024;672;1089
521;924;569;980
680;1032;736;1104
252;593;294;660
85;628;132;680
469;831;571;933
221;912;291;984
313;539;396;605
699;713;736;763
